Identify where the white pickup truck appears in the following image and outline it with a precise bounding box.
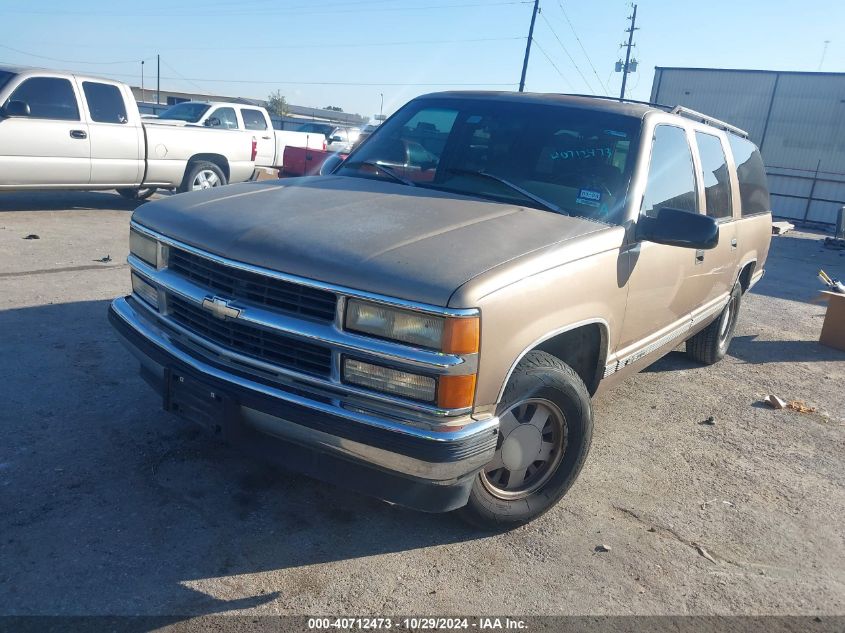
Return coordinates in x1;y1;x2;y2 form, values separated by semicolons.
0;66;258;199
150;101;327;171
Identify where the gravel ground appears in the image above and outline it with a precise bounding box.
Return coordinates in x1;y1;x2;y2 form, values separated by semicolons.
1;190;843;619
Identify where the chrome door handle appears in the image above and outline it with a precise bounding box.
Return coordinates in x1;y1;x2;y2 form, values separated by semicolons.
695;249;705;264
261;136;272;140
730;237;738;249
69;129;87;139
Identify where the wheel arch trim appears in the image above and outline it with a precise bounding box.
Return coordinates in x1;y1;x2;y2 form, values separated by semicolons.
495;318;611;403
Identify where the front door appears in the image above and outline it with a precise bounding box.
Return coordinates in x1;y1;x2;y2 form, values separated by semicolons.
0;75;90;186
618;124;720;360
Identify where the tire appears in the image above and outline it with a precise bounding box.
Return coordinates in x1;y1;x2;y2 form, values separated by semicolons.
116;187;156;200
457;350;593;530
686;282;742;365
179;161;227;193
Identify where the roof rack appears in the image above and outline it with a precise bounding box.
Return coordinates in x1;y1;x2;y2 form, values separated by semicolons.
560;93;673;111
558;94;750;138
670;105;749;138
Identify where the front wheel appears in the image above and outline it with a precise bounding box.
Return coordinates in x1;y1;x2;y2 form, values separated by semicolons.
179;161;227;193
686;282;742;365
457;351;593;530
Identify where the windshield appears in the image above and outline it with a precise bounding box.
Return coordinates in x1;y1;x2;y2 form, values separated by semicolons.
338;97;642;224
0;70;16;92
157;102;211;123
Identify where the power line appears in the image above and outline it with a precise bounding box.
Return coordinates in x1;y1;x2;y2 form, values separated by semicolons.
556;1;610;95
136;36;526;52
0;44;150;65
537;9;596;93
160;59;210;96
531;39;575;91
4;1;532;17
15;65;519;88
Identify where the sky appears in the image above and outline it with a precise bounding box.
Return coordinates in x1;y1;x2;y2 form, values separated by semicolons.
1;0;842;119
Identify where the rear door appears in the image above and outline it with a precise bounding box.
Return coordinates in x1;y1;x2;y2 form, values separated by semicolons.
241;107;275;166
691;130;738;302
79;79;143;186
0;75;90;185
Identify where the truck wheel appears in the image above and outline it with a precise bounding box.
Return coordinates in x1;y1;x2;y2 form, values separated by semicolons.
180;161;226;193
116;187;156;200
686;282;742;365
457;351;593;530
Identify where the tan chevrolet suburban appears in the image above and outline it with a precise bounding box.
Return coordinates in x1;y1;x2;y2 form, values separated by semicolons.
109;92;772;528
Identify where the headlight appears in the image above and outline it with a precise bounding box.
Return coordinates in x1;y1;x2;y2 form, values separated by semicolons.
343;358;436;402
131;272;159;309
345;299;478;353
129;228;159;268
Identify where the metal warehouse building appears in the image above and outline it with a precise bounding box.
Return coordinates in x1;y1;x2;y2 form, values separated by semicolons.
650;67;845;227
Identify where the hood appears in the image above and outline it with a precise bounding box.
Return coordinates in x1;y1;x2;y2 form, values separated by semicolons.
133;176;607;306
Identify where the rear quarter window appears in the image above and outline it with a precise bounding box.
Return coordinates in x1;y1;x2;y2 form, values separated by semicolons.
82;81;128;124
727;135;770;217
242;108;267;130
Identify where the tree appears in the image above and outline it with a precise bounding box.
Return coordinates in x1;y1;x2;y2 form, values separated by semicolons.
324;105;344;112
267;90;289;116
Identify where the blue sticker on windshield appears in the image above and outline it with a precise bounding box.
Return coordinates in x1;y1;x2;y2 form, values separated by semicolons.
576;188;602;207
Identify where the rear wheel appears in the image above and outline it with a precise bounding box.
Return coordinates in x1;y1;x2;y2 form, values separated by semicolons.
116;187;156;200
457;351;593;530
179;161;227;193
686;282;742;365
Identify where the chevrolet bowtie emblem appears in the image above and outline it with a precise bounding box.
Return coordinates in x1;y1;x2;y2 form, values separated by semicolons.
201;296;241;320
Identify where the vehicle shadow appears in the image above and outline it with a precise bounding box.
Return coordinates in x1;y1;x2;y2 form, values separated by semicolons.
0;190;148;212
644;335;843;373
728;334;844;364
0;299;483;618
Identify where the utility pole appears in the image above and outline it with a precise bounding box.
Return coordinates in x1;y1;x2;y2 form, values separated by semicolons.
619;3;638;100
156;54;161;105
141;60;145;103
818;40;830;71
518;0;540;93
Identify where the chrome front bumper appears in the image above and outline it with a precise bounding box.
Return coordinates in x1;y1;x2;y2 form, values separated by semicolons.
109;296;499;505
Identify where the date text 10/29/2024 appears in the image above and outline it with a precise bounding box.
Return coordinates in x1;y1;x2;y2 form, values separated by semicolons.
307;618;528;630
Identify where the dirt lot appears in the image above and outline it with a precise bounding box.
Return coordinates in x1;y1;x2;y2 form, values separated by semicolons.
1;190;843;619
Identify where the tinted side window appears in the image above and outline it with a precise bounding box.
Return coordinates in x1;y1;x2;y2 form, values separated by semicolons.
695;132;733;219
210;107;239;129
727;135;770;216
242;109;267;130
641;125;697;217
82;81;127;124
6;77;79;120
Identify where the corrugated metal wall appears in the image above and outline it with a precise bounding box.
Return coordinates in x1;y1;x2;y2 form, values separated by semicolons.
651;67;845;226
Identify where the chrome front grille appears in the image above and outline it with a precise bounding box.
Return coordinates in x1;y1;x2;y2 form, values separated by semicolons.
168;295;332;378
168;248;337;322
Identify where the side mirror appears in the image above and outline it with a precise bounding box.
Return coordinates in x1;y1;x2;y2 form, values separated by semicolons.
2;100;31;117
319;153;345;176
205;117;221;128
636;207;719;250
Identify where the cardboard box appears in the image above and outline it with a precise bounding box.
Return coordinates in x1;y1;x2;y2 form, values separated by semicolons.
819;291;845;352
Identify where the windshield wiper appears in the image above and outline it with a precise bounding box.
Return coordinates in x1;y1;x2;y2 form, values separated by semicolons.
445;168;565;215
344;160;415;187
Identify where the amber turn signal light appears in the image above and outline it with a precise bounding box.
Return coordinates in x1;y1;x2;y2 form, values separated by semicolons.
442;317;479;354
437;374;477;410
